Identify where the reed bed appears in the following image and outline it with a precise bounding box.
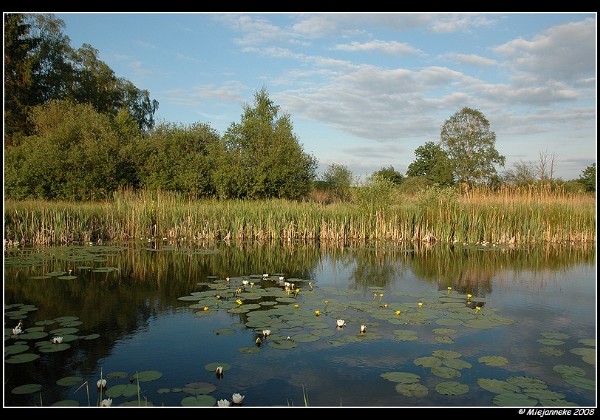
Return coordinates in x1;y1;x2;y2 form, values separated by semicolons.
3;187;596;247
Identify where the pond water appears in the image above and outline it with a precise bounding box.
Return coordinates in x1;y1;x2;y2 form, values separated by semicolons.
3;241;596;408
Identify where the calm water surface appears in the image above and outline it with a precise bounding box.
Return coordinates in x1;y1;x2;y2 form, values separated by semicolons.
3;242;596;408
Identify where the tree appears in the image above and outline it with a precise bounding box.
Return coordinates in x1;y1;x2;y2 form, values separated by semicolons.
440;107;505;185
502;160;538;186
322;163;354;202
406;141;454;186
372;166;404;186
214;86;317;199
577;163;596;192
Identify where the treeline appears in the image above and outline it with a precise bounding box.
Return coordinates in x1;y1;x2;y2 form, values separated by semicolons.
4;13;595;203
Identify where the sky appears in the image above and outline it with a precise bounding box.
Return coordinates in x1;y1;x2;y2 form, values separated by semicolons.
52;12;597;181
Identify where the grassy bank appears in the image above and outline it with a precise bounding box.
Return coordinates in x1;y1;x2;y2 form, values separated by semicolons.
3;187;596;247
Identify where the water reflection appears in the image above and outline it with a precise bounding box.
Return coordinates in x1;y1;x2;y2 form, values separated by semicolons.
3;241;596;407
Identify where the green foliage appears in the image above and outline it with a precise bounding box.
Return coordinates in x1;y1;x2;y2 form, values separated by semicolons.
440;107;505;185
372;166;404;186
3;13;158;140
4;100;128;200
321;163;354;202
214;86;317;200
406;141;454;186
135;122;220;197
577;163;596;192
353;174;396;213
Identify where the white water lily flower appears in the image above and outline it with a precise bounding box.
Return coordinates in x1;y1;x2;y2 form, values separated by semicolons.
232;393;245;404
12;326;22;335
360;324;367;333
100;398;112;407
215;366;223;375
97;379;107;389
262;329;271;337
51;336;63;344
217;399;231;407
336;319;346;328
242;280;249;286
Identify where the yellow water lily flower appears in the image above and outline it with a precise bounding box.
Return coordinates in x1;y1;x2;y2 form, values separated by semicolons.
315;310;321;316
294;304;299;309
467;293;473;299
236;299;243;305
203;306;209;311
418;302;423;308
395;310;401;316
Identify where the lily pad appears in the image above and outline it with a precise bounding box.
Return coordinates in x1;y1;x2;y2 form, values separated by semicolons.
204;362;232;372
291;333;320;343
51;400;80;406
493;393;538;407
5;353;41;364
132;370;163;382
4;343;29;355
477;378;521;394
436;381;469;395
106;371;129;379
443;358;472;370
381;371;421;384
506;376;548;389
238;346;261;354
37;342;71;353
395;382;429;398
414;356;442;368
539;347;565;356
181;395;217;407
11;383;42;394
83;333;100;340
393;329;418;341
105;383;140;398
432;350;461;359
431;366;461;378
268;339;298;349
478;355;508;366
182;382;217;394
56;376;84;386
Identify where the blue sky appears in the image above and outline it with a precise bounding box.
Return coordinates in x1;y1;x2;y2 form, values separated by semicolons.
53;12;596;181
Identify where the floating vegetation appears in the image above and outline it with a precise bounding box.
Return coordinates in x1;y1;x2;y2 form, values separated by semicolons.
539;347;565;357
553;365;596;390
11;383;43;394
182;382;217;395
478;355;508;366
105;383;141;398
181;395;217;407
395;383;429;398
204;362;231;372
436;381;468;395
381;372;421;384
56;376;84;386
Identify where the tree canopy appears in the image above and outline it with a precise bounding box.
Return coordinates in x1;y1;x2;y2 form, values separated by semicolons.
440;107;505;185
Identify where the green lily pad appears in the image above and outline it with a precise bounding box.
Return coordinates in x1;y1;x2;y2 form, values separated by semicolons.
17;331;49;340
49;327;79;335
541;332;569;340
506;376;548;389
204;362;232;372
538;339;564;346
432;350;461;359
37;342;71;352
119;400;154;407
214;328;236;335
56;376;84;386
83;333;100;340
381;371;421;383
268;339;298;349
132;370;163;382
51;400;80;406
578;338;595;346
238;346;261;354
553;364;585;378
563;375;596;390
478;355;508;366
493;393;538;407
431;366;461;379
436;381;469;395
414;356;442;368
539;347;565;356
11;383;42;394
181;395;217;407
395;382;429;398
5;353;41;364
4;343;29;355
291;333;320;343
443;358;472;370
182;382;217;394
105;383;140;398
477;378;521;394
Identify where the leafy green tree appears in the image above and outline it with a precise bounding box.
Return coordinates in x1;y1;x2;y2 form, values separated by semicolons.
4;13;159;139
577;163;596;192
440;107;505;185
4;100;126;200
406;141;454;186
354;173;396;214
372;166;404;186
135;122;220;197
214;86;317;199
322;163;354;202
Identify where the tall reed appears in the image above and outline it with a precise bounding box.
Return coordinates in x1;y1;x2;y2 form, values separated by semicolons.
3;187;595;247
